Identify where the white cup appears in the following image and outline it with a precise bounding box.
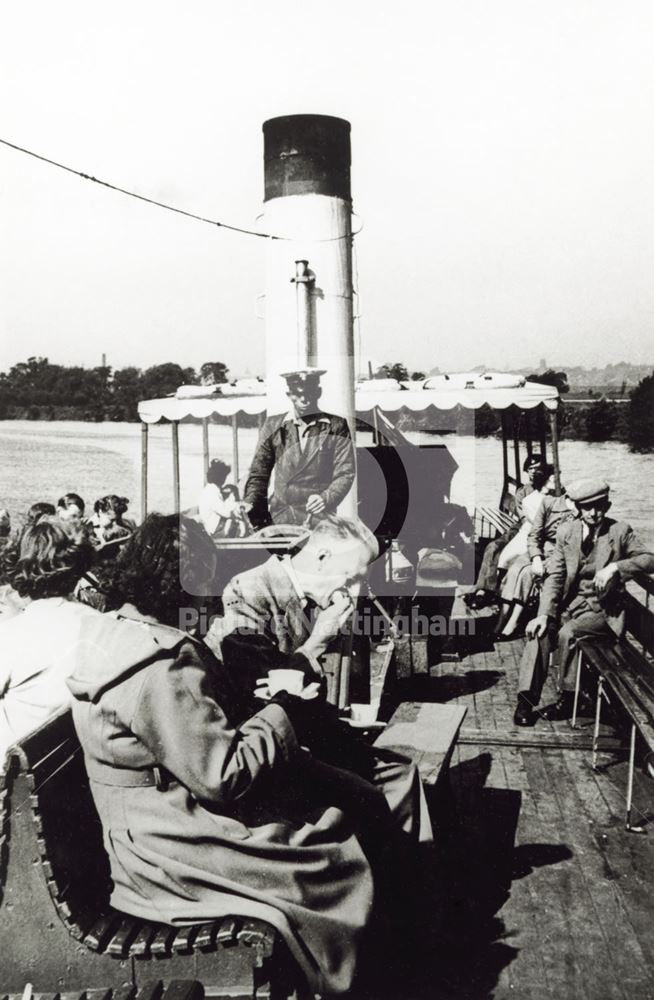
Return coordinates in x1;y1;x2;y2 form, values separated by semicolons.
350;703;378;725
267;669;305;696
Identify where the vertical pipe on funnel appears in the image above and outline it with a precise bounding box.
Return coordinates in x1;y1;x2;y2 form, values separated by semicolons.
292;259;315;365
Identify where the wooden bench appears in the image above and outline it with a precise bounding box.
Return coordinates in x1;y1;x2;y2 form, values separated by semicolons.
474;505;518;541
1;982;208;1000
0;711;304;998
574;582;654;832
374;701;467;797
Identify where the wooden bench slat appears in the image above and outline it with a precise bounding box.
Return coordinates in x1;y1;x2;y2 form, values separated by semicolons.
108;988;139;1000
148;924;179;956
580;638;654;749
215;916;240;946
193;921;220;950
83;911;124;952
30;744;80;791
130;921;164;957
15;708;76;766
161;981;204;1000
106;916;144;956
171;924;199;953
476;505;517;537
602;671;654;753
83;988;114;1000
134;983;165;1000
238;919;276;961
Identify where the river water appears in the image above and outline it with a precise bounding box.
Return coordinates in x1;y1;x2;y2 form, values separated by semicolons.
1;420;653;548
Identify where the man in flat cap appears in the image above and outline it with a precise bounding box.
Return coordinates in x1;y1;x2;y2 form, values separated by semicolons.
243;368;356;529
514;478;654;726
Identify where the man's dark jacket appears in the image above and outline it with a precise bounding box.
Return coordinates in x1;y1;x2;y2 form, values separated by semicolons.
244;412;355;527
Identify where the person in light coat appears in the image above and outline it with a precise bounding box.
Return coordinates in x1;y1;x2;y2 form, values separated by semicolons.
0;519;96;761
66;514;414;996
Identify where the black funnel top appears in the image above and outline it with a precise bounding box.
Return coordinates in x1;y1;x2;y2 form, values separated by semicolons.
263;114;351;202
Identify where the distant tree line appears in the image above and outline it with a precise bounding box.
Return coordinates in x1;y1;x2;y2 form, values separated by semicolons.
382;364;654;452
1;357;653;451
0;357;228;422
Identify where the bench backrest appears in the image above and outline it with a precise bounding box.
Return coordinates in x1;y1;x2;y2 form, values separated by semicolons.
624;590;654;662
9;709;111;933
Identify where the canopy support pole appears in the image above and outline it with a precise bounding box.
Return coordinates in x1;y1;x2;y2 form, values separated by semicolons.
525;411;533;462
372;405;380;446
140;422;149;522
512;410;521;487
202;418;210;482
539;407;548;464
171;421;180;513
231;414;240;485
500;411;509;506
549;408;562;495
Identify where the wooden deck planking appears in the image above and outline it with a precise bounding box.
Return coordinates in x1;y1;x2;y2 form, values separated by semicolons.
542;748;654;998
561;751;654;976
523;748;636;999
492;745;552;997
424;634;654;1000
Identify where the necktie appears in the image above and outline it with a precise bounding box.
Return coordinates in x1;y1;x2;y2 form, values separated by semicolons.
582;530;596;557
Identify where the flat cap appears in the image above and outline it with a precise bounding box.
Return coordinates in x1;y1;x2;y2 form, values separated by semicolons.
279;366;327;382
567;478;610;505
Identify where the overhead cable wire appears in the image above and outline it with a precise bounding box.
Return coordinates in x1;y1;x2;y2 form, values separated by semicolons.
0;137;362;243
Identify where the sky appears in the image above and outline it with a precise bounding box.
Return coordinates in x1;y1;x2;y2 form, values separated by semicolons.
1;1;653;378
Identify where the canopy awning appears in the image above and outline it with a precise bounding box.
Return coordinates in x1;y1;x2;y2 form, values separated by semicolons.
138;380;559;423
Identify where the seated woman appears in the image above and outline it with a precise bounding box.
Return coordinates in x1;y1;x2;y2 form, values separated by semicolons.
89;494;135;547
0;508;11;544
496;466;556;636
65;513;408;996
0;519;96;762
57;492;86;527
199;459;248;538
75;496;136;610
26;501;56;525
464;454;545;609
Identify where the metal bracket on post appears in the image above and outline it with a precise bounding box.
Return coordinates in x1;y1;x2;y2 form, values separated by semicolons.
625;723;647;834
592;675;604;770
571;649;583;729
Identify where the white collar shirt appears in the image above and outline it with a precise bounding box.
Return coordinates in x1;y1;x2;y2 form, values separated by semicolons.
285;410;331;452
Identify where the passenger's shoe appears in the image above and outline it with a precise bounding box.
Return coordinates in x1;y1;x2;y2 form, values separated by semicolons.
463;589;497;610
514;696;535;727
540;692;574;721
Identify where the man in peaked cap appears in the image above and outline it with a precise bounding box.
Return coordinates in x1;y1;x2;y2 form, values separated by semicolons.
514;477;654;726
243;367;356;529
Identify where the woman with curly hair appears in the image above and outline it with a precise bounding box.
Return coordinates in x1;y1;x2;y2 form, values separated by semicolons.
0;519;97;760
56;492;86;526
89;494;135;547
65;513;387;996
26;501;56;525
